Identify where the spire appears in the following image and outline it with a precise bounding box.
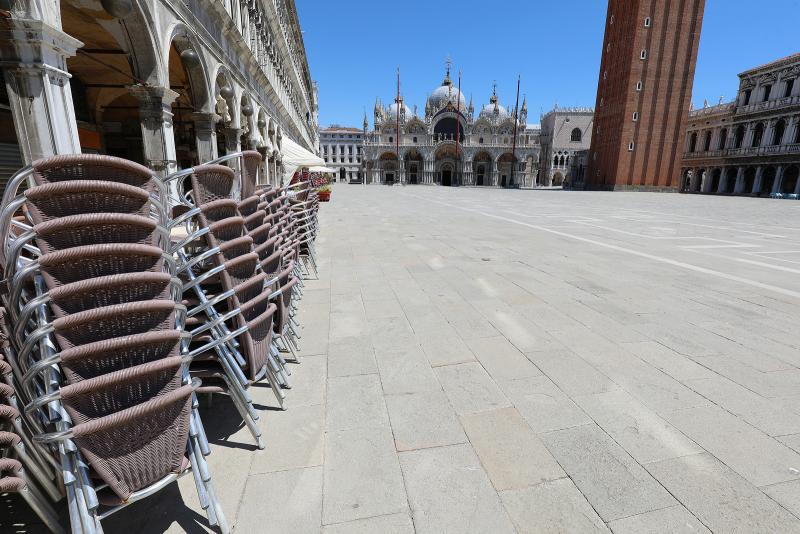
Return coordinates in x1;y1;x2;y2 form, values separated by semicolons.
521;94;527;113
468;93;474;114
489;81;498;105
363;111;368;130
443;55;453;86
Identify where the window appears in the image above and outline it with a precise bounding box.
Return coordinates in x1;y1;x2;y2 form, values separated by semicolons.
413;136;418;143
734;125;745;148
606;43;611;52
703;131;712;151
743;89;752;106
636;81;643;91
640;49;647;60
603;71;607;80
628;142;635;151
632;112;639;122
553;155;559;167
784;78;795;98
479;137;484;144
610;15;614;24
751;123;764;147
718;128;727;150
388;136;393;143
644;17;651;27
773;119;786;145
688;132;697;152
762;84;772;102
600;97;604;107
571;128;582;142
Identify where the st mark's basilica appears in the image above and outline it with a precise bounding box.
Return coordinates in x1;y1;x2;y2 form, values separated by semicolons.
362;65;541;187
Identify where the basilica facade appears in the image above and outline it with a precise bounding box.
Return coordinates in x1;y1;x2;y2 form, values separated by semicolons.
362;68;540;187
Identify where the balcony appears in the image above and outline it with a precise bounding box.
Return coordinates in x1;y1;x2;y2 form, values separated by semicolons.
727;143;800;157
683;149;726;160
736;95;800;116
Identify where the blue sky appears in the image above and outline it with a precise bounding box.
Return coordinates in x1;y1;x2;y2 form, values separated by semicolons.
297;0;799;128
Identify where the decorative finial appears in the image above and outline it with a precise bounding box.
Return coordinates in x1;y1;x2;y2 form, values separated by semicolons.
443;55;453;86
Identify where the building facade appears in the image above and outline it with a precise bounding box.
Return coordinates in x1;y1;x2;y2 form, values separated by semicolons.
319;126;363;182
587;0;705;191
363;69;539;187
539;107;594;187
0;0;318;189
681;53;800;196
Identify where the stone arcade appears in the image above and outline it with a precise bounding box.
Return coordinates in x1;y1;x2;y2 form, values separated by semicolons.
0;0;319;188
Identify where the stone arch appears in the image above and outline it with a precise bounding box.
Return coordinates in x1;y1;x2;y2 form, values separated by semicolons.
721;167;737;193
759;166;778;196
709;168;723;193
379;151;398;184
404;149;423;184
497;152;518;187
472;151;492;186
688;131;698;152
743;166;757;194
692;168;705;192
782;165;799;194
165;24;212;112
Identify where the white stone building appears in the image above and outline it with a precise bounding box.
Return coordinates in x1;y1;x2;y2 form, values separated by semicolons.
363;67;539;187
681;52;800;196
319;126;363;182
538;107;594;186
0;0;319;189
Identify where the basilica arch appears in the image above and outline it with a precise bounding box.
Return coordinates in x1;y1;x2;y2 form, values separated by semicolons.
379;152;399;184
435;144;460;186
472;151;492;186
404;149;424;184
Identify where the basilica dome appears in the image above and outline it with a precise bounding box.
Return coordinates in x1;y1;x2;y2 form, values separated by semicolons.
479;102;511;121
385;100;414;121
427;74;468;114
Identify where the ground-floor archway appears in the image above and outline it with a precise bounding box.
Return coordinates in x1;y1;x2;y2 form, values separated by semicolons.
783;166;799;194
743;167;757;194
472;151;492;186
710;168;722;193
405;150;423;184
759;166;777;196
497;153;517;187
435;144;459;186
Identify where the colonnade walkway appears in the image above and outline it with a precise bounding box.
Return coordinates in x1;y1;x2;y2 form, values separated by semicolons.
112;185;800;532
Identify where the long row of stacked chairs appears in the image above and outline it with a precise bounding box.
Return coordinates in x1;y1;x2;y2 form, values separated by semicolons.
0;151;319;533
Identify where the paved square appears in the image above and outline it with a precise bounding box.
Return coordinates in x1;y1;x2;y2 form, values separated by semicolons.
109;186;800;532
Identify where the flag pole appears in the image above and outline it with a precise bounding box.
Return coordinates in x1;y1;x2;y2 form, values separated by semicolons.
510;74;521;188
456;69;462;186
396;66;401;185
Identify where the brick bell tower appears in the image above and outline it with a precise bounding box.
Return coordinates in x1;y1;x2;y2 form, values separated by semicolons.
587;0;706;191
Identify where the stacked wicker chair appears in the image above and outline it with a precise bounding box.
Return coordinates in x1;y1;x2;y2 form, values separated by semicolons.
171;164;289;449
0;155;227;533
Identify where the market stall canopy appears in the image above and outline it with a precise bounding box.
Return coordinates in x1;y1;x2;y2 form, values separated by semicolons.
282;137;325;182
308;166;337;173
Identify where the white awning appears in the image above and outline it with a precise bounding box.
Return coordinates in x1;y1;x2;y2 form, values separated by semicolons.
282;137;324;182
308;166;336;174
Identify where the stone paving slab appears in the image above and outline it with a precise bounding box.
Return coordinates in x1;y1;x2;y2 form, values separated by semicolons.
105;186;800;533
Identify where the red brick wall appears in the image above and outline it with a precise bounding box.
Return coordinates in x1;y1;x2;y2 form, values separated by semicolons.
587;0;705;190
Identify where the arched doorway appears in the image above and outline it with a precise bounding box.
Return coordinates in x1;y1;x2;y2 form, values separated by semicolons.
472;152;491;186
721;168;737;194
693;169;705;192
710;168;722;193
760;166;777;196
743;167;757;194
497;153;517;187
782;166;799;194
379;152;398;184
552;172;564;187
405;150;423;184
435;144;458;186
339;167;346;182
681;169;692;192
